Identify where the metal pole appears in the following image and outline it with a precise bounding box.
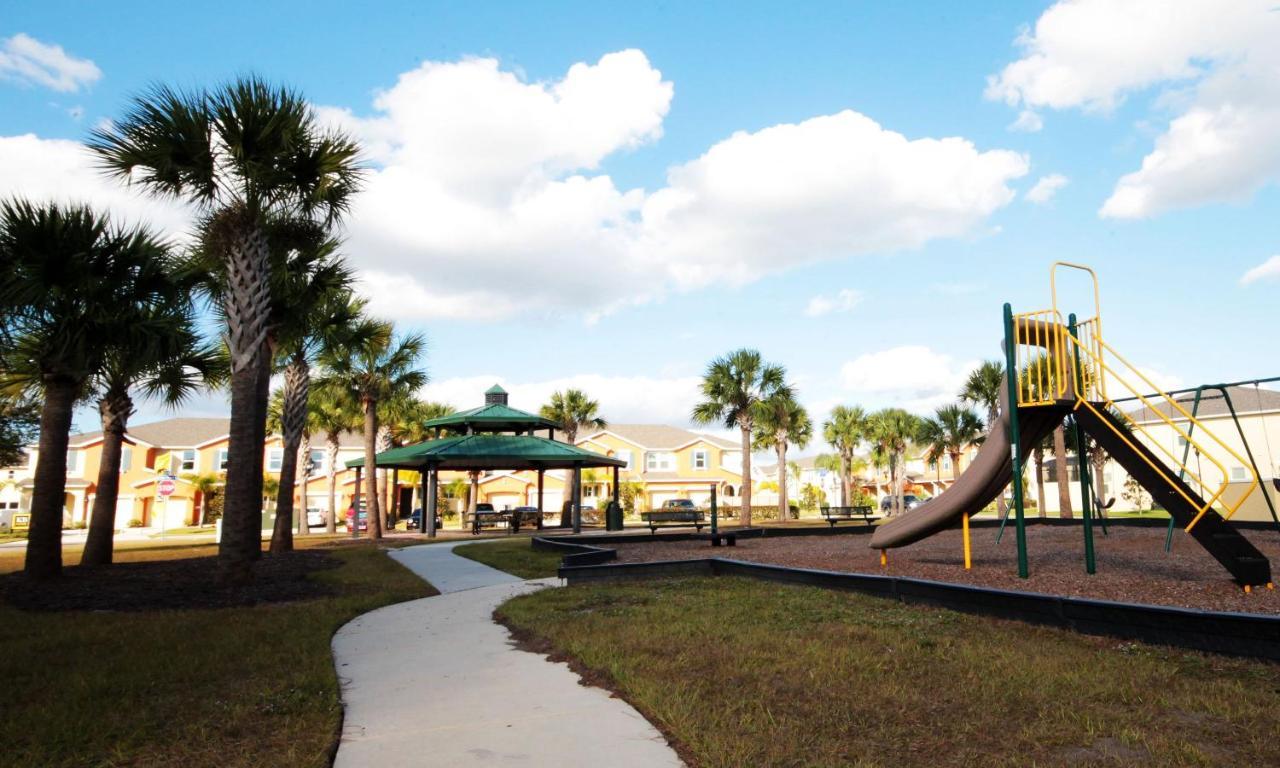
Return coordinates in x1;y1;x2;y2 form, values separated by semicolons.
1003;303;1029;578
352;465;362;540
419;467;428;535
537;469;544;523
1069;313;1096;575
962;512;971;570
426;465;438;538
571;463;582;534
611;464;621;531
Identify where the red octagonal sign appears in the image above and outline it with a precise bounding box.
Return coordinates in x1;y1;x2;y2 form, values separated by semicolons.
157;476;177;498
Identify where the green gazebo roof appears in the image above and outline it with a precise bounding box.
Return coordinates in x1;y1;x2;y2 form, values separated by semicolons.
345;434;626;472
422;402;559;432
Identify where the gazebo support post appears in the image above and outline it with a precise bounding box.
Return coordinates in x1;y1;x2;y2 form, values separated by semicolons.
537;469;544;523
610;464;621;531
426;464;438;538
352;466;362;540
572;463;583;535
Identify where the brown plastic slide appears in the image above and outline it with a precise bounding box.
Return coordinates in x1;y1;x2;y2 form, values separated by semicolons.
870;316;1071;550
868;383;1065;549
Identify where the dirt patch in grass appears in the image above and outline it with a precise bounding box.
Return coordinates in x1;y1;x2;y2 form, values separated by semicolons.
498;577;1280;768
611;524;1280;613
1;550;342;612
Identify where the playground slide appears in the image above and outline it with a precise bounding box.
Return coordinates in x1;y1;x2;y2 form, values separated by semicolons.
869;381;1066;550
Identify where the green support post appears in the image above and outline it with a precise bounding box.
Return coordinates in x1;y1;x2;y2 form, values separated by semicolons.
710;484;718;536
1068;313;1096;574
1002;303;1029;579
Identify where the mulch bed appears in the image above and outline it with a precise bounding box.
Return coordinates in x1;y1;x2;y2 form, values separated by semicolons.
1;551;341;612
610;524;1280;615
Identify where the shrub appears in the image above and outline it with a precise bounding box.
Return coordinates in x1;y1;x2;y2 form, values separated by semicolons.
71;521;87;530
127;518;144;528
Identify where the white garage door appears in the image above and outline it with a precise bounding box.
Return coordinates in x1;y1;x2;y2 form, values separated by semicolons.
488;493;520;510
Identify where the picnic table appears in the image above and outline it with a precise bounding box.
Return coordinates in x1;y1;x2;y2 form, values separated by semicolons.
819;505;876;527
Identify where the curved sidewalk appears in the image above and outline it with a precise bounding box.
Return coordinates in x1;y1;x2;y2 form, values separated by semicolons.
332;541;683;767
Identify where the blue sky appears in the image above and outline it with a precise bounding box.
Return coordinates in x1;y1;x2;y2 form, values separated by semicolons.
3;0;1277;442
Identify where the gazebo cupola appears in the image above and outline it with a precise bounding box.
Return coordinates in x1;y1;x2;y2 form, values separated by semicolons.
421;384;561;437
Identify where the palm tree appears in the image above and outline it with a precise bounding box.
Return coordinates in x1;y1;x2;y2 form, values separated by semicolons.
752;393;812;520
866;408;922;516
82;306;224;567
0;393;40;469
822;405;868;507
186;472;223;527
961;360;1008;516
925;404;984;482
540;389;607;528
0;200;177;578
306;383;361;534
320;324;426;540
90;77;362;582
692;349;791;527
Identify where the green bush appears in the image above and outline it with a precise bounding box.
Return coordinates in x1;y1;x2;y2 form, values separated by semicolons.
127;518;144;528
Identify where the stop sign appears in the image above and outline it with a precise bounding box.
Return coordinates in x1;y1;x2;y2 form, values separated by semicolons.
157;476;177;497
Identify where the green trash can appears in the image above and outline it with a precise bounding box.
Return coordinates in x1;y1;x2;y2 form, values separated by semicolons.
605;501;623;531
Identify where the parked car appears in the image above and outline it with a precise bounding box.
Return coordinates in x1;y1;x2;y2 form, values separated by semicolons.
512;506;542;529
345;506;368;533
403;507;444;531
880;494;925;512
662;499;698;510
306;508;325;528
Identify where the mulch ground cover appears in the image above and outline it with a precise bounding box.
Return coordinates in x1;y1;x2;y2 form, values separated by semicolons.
0;550;341;612
610;523;1280;614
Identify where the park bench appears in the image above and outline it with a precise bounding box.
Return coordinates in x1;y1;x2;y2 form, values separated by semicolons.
640;509;706;533
470;510;511;535
820;505;876;527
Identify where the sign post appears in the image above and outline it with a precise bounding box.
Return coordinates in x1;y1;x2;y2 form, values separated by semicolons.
157;474;176;541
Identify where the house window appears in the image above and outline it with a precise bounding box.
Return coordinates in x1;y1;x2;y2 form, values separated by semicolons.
266;448;284;473
216;449;229;471
645;452;675;472
1176;436;1189;450
120;446;132;473
616;450;632;470
307;449;326;476
1230;466;1248;482
724;484;736;497
584;485;597;498
942;458;952;472
65;450;81;475
177;449;196;473
692;450;708;470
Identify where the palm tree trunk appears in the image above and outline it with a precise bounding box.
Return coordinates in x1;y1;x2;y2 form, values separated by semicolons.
326;434;339;534
363;399;383;539
270;358;309;554
558;428;577;527
296;433;310;536
840;452;852;507
739;423;753;527
1054;425;1072;518
24;376;78;578
950;450;962;482
218;224;273;584
468;471;480;530
776;442;788;520
83;390;132;567
1034;447;1047;518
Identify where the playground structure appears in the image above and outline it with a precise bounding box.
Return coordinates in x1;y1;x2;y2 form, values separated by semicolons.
870;263;1275;588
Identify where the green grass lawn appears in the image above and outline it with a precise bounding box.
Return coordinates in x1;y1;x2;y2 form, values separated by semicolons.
0;541;433;768
452;538;563;579
498;577;1280;768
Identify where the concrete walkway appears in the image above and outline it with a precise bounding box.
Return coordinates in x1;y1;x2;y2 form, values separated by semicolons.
332;541;683;767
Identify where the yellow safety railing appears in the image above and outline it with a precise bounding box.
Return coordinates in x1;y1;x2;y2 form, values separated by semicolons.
1008;261;1261;531
1012;309;1069;406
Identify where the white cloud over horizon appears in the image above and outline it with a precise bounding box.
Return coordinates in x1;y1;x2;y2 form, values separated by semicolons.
987;0;1280;219
804;288;863;317
1025;173;1068;204
839;345;979;415
0;33;101;93
1240;255;1280;285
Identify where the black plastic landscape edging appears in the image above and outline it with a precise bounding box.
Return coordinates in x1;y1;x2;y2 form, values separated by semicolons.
530;535;617;566
558;557;1280;661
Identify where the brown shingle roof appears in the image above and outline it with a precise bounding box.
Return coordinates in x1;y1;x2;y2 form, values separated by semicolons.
1126;385;1280;424
69;418;367;449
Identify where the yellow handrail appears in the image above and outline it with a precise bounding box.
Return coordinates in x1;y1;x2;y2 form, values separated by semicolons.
1063;332;1259;529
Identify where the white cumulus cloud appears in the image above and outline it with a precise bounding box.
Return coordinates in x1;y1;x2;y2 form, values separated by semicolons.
0;134;194;236
805;288;863;317
1025;173;1068;204
419;373;704;427
1240;255;1280;285
1009;109;1043;133
987;0;1280;219
0;33;101;92
839;345;979;414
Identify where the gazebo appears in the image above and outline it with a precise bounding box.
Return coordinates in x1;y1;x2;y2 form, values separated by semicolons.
346;385;626;536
